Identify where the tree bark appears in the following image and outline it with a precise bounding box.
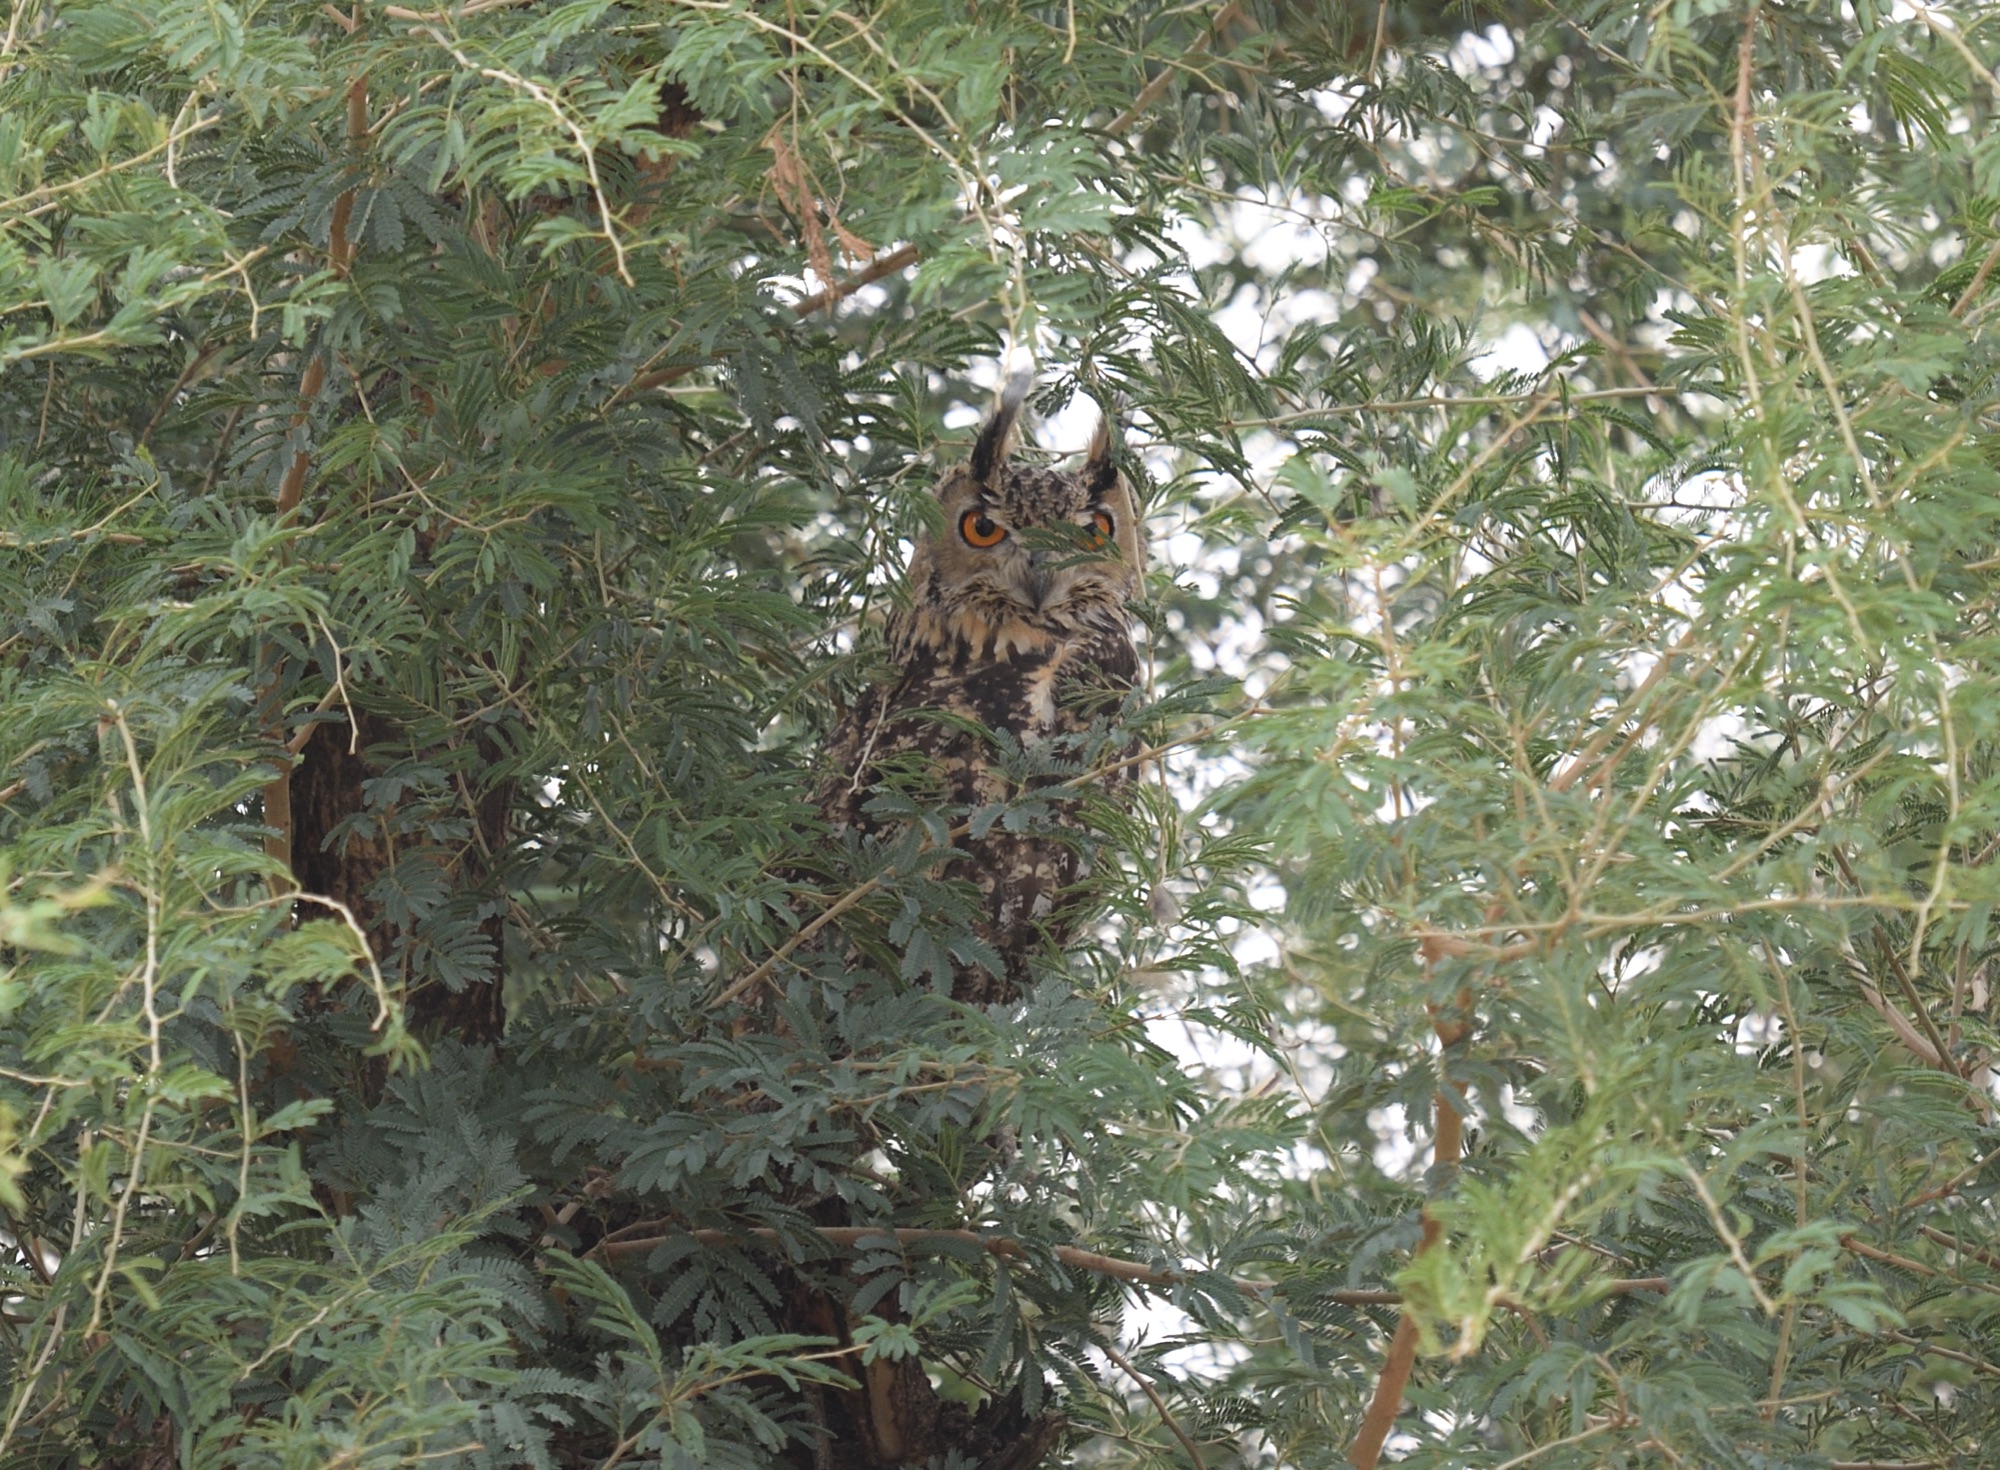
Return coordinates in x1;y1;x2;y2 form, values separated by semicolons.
289;709;510;1046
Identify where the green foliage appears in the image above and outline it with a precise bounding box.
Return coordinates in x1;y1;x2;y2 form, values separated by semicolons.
3;0;1999;1467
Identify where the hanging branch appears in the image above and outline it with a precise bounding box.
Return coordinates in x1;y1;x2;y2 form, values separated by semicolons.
259;65;368;874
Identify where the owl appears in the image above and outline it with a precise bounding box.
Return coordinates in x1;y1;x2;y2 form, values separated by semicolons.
820;382;1145;1005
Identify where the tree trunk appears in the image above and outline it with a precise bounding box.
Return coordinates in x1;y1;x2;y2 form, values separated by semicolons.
289;709;510;1046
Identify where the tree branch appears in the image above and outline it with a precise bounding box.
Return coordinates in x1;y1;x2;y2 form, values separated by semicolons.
789;242;920;317
715;723;1220;1005
592;1224;1351;1298
1350;1000;1469;1470
1101;1340;1205;1469
1104;2;1248;136
1918;1224;2000;1272
589;1223;1674;1310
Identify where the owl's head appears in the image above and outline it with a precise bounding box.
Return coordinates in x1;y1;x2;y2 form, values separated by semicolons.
911;385;1144;625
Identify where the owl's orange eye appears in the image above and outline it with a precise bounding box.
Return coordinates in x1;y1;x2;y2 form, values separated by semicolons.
1089;509;1115;542
960;509;1008;547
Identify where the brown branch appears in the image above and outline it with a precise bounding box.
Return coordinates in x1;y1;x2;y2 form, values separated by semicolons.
1908;1142;2000;1208
326;72;368;278
1829;849;1958;1077
283;684;349;755
1104;1;1248;136
1876;933;1956;1075
1351;1315;1421;1465
789;242;919;317
1918;1224;2000;1272
1731;4;1758;200
1841;1233;2000;1291
136;342;222;450
590;1223;1673;1309
1411;929;1539;965
595;1225;1321;1297
1350;1001;1469;1470
1101;1340;1205;1469
1547;621;1701;796
1881;1329;2000;1380
1575;308;1659;392
1951;234;2000;318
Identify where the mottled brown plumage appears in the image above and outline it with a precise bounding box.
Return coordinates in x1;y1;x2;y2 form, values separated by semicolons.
820;383;1145;1004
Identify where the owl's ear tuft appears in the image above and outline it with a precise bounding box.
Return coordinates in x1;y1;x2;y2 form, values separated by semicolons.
970;372;1034;485
1083;411;1119;498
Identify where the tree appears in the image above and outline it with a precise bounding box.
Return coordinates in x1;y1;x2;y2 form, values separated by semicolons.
3;0;1999;1466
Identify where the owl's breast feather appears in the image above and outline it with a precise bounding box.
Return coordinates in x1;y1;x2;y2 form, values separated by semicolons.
877;597;1134;744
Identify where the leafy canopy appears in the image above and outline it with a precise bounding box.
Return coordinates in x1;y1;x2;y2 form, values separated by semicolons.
3;0;2000;1467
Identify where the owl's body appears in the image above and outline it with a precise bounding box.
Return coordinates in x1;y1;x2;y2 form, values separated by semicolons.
820;387;1144;1004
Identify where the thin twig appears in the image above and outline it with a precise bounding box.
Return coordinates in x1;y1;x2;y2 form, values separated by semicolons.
313;613;359;754
1101;1340;1205;1469
1490;1417;1635;1470
0;483;162;551
0;116;220;220
82;708;168;1339
378;0;529;18
715;726;1220;1006
1906;2;2000;110
292;884;396;1032
1683;1164;1776;1313
282;684;347;755
1228;384;1665;426
136;342;221;449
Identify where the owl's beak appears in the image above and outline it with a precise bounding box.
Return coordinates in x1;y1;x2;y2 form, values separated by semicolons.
1024;549;1059;610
